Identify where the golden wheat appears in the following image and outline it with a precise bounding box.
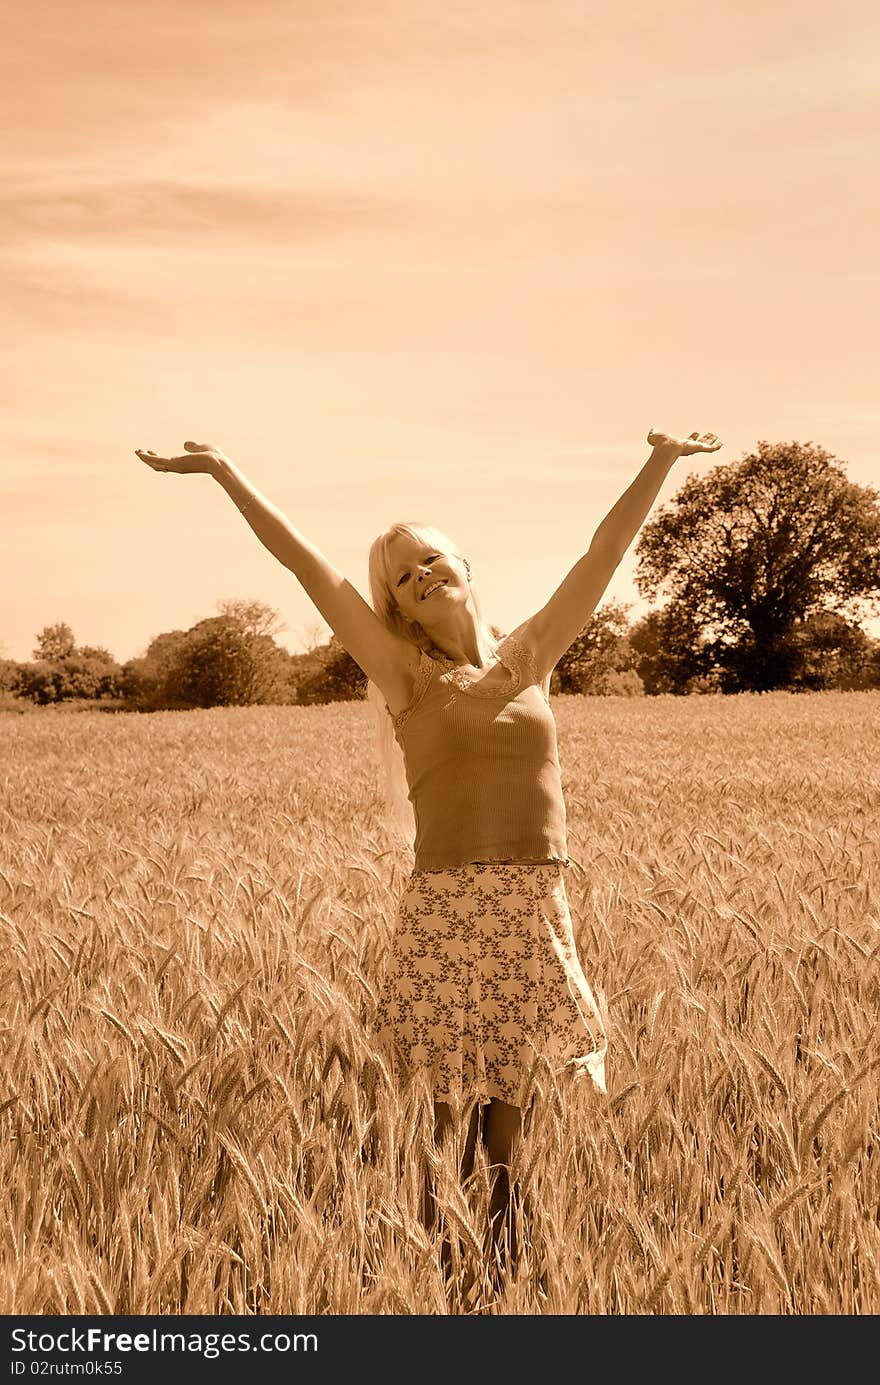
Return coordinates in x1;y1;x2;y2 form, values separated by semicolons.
0;692;878;1314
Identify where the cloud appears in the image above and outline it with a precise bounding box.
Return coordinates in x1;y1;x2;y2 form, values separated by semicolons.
0;176;406;332
1;180;403;247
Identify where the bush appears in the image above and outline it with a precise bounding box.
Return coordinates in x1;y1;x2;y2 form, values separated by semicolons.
684;674;723;695
550;602;639;695
0;659;20;693
629;605;709;695
0;690;30;714
12;656;124;704
781;612;877;692
586;668;645;697
295;636;366;705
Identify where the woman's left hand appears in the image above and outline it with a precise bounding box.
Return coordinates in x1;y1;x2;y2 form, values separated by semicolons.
135;441;227;476
647;429;722;457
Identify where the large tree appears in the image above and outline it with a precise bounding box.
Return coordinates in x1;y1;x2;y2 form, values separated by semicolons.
634;441;880;691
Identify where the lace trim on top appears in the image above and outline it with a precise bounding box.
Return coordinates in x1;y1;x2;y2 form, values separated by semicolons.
391;632;543;733
387;650;434;733
497;633;540;691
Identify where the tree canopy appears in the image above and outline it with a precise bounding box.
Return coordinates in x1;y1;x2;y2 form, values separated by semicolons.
125;601;298;709
33;622;76;661
634;441;880;690
551;602;643;696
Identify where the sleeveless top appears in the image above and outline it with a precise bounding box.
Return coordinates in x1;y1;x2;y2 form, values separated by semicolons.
388;632;569;872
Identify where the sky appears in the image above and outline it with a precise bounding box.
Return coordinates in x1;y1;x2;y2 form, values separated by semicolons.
3;0;879;664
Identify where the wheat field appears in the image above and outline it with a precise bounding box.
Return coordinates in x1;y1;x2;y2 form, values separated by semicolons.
1;692;878;1315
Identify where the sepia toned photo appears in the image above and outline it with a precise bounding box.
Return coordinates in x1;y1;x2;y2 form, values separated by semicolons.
2;0;879;1334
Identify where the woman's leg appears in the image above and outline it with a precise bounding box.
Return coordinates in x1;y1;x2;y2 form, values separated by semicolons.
422;1100;483;1301
423;1099;481;1234
483;1099;523;1276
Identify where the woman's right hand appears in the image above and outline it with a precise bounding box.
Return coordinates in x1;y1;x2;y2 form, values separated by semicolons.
135;440;227;476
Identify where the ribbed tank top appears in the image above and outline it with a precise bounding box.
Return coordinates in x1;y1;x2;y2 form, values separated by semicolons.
389;633;569;872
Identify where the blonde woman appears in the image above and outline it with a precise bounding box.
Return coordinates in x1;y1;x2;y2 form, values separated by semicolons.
136;427;721;1285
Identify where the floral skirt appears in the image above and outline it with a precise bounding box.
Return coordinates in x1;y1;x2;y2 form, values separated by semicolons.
375;860;607;1106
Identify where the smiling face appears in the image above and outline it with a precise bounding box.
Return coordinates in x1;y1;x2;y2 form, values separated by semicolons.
385;531;470;628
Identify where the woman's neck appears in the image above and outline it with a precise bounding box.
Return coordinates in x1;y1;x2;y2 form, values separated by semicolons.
429;612;497;668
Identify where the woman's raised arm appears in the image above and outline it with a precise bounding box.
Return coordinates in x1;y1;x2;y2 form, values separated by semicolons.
135;440;418;698
512;428;722;680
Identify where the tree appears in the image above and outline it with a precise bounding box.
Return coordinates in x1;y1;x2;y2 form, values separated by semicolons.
215;597;285;641
15;654;124;704
157;614;299;709
212;598;294;704
33;623;75;661
550;602;642;695
586;668;645;697
779;611;878;692
159;616;256;708
118;601;299;710
77;645;117;663
0;659;18;694
629;603;713;694
121;630;190;709
298;620;332;653
295;635;367;704
14;625;125;704
634;441;880;691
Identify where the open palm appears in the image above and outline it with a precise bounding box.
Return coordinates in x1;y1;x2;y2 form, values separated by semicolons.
647;428;722;457
134;440;226;475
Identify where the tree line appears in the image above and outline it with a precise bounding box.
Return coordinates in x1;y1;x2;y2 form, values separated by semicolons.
0;599;361;712
3;441;879;710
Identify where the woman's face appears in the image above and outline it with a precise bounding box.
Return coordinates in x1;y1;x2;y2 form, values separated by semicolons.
386;534;469;626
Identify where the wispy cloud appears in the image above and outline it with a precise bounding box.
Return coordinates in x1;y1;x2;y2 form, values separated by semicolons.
2;180;403;246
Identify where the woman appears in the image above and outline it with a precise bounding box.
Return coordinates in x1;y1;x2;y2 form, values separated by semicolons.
135;426;721;1287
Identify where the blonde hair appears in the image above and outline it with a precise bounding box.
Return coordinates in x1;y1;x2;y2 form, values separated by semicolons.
365;521;501;847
